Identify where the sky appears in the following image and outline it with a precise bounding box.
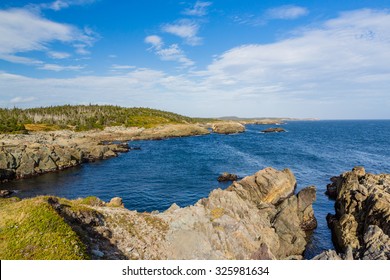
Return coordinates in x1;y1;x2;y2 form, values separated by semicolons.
1;0;390;119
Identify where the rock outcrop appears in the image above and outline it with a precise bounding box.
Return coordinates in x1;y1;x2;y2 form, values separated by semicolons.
0;132;129;182
212;122;245;134
261;127;286;133
217;172;238;182
325;167;390;260
50;167;316;260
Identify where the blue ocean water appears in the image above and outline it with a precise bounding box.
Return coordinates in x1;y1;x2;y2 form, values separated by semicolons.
2;120;390;258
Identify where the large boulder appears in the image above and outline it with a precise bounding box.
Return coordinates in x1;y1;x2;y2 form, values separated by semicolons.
325;167;390;259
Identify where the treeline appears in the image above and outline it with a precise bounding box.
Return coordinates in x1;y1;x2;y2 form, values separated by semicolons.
0;105;212;133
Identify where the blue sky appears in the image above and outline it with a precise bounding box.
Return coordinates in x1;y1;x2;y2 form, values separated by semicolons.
1;0;390;119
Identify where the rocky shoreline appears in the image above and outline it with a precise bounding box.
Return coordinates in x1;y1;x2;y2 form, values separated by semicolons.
0;122;247;183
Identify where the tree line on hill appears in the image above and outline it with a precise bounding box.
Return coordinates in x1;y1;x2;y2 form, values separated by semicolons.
0;105;211;133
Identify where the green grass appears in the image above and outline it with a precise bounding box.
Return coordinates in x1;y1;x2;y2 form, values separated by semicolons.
0;196;89;260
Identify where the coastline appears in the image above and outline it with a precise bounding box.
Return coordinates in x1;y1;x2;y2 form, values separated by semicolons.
0;121;251;183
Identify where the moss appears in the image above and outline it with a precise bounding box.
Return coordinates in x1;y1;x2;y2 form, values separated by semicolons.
210;207;225;221
142;214;169;232
75;196;104;207
0;196;89;260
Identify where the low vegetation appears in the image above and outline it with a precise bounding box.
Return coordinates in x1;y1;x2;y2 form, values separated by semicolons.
0;105;215;133
0;196;89;260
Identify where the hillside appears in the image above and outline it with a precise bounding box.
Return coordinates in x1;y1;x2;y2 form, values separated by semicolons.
0;105;214;133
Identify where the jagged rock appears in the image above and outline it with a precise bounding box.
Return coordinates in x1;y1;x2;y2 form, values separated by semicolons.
228;167;296;205
212;122;245;134
261;127;286;133
217;172;238;182
297;186;317;231
325;167;390;259
362;225;390;260
312;250;342;260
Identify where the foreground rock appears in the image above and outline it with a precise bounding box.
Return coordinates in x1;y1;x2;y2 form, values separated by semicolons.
52;167;316;259
261;127;286;133
212;122;245;134
325;167;390;260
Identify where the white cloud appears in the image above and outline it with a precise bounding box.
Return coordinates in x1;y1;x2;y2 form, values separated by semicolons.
40;0;96;11
234;5;308;26
183;1;212;17
110;64;136;70
39;64;84;71
156;44;194;67
266;5;309;20
0;8;97;64
145;36;194;67
162;20;202;46
144;35;163;49
10;96;36;104
48;51;71;59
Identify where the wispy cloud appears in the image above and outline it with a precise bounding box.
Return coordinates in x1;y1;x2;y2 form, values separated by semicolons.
145;35;194;67
162;19;202;46
234;5;309;26
265;5;309;20
40;0;96;11
39;63;84;71
182;1;212;17
145;35;163;49
0;8;97;65
155;44;194;67
10;96;36;104
110;64;136;70
47;51;71;59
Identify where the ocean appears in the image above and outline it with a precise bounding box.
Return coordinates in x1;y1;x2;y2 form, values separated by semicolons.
2;120;390;258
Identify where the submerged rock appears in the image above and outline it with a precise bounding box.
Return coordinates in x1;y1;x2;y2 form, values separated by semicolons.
325;167;390;259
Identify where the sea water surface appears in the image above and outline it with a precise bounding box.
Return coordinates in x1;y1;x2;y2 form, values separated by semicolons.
2;120;390;258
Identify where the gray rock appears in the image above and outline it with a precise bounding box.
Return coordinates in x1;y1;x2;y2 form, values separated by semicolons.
312;250;342;260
